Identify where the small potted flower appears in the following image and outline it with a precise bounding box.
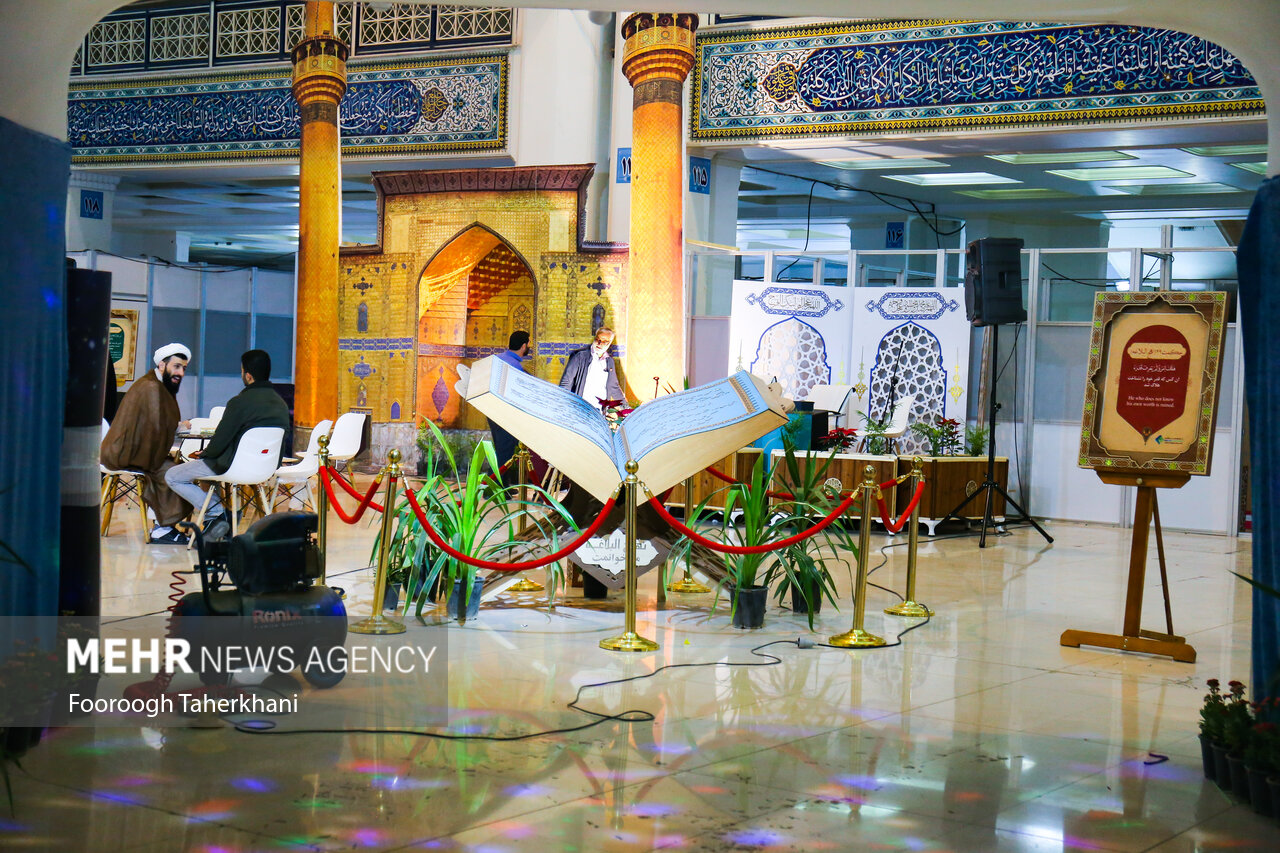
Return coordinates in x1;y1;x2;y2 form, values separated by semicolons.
1199;678;1228;779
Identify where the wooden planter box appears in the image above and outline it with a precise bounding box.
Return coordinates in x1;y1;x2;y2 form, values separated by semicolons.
897;456;1008;525
769;450;897;518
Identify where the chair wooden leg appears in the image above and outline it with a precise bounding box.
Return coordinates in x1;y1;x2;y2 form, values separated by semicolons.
100;474;117;535
304;480;315;512
137;484;151;543
230;486;240;534
256;485;270;520
196;484;214;527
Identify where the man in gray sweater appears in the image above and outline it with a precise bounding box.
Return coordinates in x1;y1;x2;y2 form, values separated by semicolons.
165;349;289;538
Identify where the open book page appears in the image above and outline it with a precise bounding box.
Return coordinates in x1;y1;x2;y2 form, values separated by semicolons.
465;357;623;501
619;372;789;497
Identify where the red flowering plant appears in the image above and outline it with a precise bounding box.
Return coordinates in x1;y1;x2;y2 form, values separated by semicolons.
818;427;859;453
909;416;963;456
1243;704;1280;773
1220;679;1255;754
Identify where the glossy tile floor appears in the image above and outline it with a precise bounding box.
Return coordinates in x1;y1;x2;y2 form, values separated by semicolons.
6;496;1278;852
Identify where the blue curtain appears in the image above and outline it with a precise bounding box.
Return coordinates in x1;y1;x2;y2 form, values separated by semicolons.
1238;176;1280;701
0;115;69;634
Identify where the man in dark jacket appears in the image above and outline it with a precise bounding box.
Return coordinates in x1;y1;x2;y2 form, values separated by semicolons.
165;349;289;538
558;327;624;407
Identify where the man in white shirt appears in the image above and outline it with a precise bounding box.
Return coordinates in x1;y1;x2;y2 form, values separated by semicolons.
558;327;624;407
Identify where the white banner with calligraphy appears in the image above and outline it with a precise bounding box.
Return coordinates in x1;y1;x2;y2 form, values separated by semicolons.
728;281;853;402
851;287;971;455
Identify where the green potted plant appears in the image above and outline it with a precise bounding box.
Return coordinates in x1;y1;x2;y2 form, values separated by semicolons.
964;423;990;457
379;421;576;624
765;438;859;628
909;416;963;457
1199;678;1229;780
858;412;891;456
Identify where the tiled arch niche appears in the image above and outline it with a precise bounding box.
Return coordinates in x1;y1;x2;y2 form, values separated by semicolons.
337;165;629;463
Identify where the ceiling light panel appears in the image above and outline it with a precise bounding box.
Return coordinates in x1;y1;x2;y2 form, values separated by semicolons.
1230;161;1268;175
1103;182;1244;196
885;172;1019;186
818;158;948;170
1180;144;1268;157
1048;165;1194;181
987;151;1134;165
954;188;1076;199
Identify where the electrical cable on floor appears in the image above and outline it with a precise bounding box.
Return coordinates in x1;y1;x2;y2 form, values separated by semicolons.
222;628;930;741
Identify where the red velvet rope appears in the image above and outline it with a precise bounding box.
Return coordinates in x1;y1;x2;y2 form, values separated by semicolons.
320;467;386;523
877;480;926;534
647;490;857;555
403;485;618;571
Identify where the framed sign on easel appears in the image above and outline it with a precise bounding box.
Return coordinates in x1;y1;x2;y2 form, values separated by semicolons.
108;308;138;385
1061;291;1228;662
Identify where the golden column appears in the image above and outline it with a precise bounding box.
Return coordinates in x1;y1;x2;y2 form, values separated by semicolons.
290;2;347;428
621;13;698;396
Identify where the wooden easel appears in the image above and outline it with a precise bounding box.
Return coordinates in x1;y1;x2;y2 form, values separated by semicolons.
1059;470;1197;663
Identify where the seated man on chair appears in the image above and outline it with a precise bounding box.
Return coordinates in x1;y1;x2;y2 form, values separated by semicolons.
165;349;289;539
101;342;195;544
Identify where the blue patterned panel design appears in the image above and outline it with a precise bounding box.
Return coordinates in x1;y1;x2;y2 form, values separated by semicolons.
745;287;845;318
340;337;414;351
692;20;1262;139
864;291;960;322
70;54;508;163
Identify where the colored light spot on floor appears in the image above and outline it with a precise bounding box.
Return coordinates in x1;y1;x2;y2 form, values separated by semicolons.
231;776;275;793
723;828;786;846
627;802;679;817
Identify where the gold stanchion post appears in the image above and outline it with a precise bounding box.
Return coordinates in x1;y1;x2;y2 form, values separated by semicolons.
350;449;406;635
829;465;887;648
886;456;933;618
316;433;330;586
507;443;544;593
668;475;710;593
600;461;658;652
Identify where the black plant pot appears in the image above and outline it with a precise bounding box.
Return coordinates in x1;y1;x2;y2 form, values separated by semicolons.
1247;766;1273;816
1228;753;1251;803
446;577;484;622
732;585;768;629
1199;734;1216;780
383;582;401;612
1212;742;1233;791
789;578;823;614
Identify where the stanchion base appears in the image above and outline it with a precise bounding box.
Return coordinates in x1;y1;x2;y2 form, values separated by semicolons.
508;577;544;592
884;601;933;618
668;578;710;594
827;628;887;648
1060;627;1196;662
349;614;406;635
599;631;659;652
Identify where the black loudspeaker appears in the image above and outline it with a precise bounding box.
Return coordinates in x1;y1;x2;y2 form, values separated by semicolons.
964;237;1026;326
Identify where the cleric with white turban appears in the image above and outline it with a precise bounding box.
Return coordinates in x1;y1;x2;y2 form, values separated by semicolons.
101;340;194;543
153;342;191;366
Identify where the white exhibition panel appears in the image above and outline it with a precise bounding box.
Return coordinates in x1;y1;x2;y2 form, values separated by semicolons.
850;286;971;456
203;268;252;312
254;268;296;316
1135;428;1238;534
688;315;730;388
1029;422;1128;526
728;280;853;401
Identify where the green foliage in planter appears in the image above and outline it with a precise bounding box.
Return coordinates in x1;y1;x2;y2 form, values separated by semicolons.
964;423;990;457
379;421;578;622
858;412;890;456
764;439;859;629
909;416;963;457
675;450;857;630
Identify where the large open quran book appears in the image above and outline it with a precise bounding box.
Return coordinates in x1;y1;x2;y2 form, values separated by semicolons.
465;357;789;503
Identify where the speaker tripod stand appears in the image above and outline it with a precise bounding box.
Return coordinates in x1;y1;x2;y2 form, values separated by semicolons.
940;323;1053;548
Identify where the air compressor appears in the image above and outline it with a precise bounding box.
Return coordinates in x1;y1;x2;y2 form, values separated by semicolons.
174;512;348;688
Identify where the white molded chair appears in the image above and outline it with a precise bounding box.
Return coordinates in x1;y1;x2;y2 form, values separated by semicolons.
865;397;912;455
270;418;332;511
326;412;367;471
194;427;285;533
207;406;226;425
179;417;216;461
805;383;855;428
100;419;150;541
